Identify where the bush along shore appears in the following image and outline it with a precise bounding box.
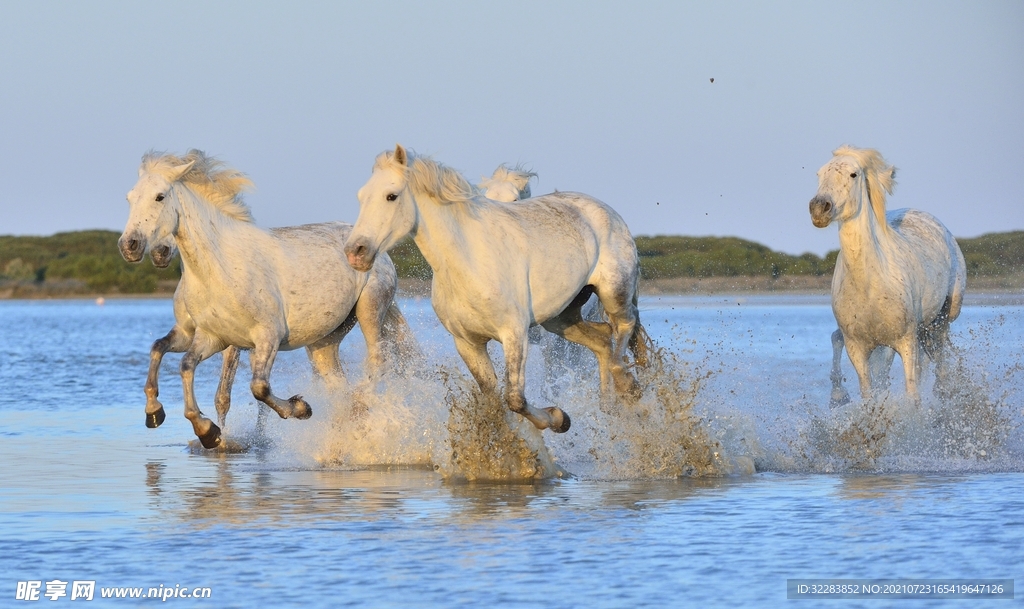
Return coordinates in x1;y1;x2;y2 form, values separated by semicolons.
1;229;1021;298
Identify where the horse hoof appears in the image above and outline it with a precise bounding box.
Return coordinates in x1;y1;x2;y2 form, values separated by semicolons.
546;407;571;433
830;391;851;409
290;396;313;420
146;407;166;429
197;423;222;449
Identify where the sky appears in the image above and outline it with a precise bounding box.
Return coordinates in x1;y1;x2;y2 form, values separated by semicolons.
0;1;1021;256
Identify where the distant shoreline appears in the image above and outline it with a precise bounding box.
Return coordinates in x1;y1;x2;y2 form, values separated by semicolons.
3;275;1021;306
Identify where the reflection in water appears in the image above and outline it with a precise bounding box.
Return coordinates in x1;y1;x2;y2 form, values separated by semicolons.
143;450;755;532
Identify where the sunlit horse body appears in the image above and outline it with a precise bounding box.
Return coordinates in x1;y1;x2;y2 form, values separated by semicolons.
345;145;648;433
479;165;600;384
120;150;413;448
809;145;966;404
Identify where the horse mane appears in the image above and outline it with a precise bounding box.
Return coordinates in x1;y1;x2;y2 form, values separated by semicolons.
833;145;897;228
479;164;536;200
374;149;477;204
141;150;255;222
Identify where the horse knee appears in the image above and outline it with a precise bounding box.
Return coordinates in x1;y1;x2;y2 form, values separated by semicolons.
251;378;271;401
507;391;528;414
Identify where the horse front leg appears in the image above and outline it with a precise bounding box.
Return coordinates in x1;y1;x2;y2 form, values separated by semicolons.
868;346;896;393
452;335;499;395
843;338;875;403
180;332;226;449
829;329;851;408
213;347;241;430
249;341;313;420
501;331;570;433
145;325;193;428
895;337;922;406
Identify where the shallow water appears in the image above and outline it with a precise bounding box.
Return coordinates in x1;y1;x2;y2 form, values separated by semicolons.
0;297;1021;607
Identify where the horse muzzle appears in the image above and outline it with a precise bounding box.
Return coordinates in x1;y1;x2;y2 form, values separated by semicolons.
150;245;175;268
809;196;834;228
118;232;146;263
344;238;377;272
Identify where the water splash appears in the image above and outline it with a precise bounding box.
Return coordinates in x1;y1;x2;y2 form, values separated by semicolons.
434;368;562;481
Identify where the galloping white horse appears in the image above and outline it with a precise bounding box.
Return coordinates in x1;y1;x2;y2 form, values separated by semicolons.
479;165;602;385
344;145;648;433
120;150;412;448
478;164;535;201
809;145;966;403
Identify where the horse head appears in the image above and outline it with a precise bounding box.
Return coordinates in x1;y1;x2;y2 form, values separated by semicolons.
119;157;193;263
810;145;896;229
479;165;536;202
345;144;420;272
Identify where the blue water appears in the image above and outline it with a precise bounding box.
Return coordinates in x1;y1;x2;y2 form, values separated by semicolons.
0;296;1021;607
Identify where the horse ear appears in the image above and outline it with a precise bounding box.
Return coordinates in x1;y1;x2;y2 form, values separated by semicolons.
394;144;407;167
169;160;195;181
879;165;897;195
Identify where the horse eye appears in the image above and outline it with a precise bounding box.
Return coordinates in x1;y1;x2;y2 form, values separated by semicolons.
850;173;857;178
155;193;165;202
386;193;398;202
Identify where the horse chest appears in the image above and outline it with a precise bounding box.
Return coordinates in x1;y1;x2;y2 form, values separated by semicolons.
834;286;912;343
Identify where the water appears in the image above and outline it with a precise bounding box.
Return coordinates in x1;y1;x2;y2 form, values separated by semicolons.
1;296;1022;607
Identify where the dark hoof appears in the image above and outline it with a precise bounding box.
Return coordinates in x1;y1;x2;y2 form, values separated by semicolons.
146;407;166;429
546;407;571;433
290;395;313;420
830;390;851;409
197;423;222;449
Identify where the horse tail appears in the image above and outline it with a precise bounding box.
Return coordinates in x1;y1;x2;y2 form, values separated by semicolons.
629;320;652;369
920;295;954;361
381;301;422;369
627;288;652;368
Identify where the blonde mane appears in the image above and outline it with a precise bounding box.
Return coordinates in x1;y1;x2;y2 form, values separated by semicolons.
142;150;255;222
374;149;477;204
833;145;897;228
479;164;536;200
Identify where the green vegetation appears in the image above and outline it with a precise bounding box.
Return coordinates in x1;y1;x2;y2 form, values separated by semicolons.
1;230;1019;295
635;235;834;279
956;231;1024;277
0;230;180;293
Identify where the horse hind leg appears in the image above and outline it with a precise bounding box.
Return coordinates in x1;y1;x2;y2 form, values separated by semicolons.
921;303;956;399
541;286;617;392
593;282;643;401
145;325;193;428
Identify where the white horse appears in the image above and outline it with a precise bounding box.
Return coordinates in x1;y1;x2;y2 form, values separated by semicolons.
479;165;601;386
344;145;648;433
478;164;535;202
809;145;966;403
120;150;413;448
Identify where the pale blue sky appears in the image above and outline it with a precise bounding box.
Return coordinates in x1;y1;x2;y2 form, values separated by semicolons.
0;1;1020;255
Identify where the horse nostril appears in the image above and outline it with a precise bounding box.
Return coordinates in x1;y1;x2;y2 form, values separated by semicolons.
128;239;140;252
354;244;366;257
823;202;832;212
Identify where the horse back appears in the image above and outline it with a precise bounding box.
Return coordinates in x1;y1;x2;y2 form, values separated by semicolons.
267;221;377;348
888;208;967;322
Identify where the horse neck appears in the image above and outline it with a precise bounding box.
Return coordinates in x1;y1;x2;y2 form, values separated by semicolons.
172;186;248;280
408;192;475;273
836;189;894;281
